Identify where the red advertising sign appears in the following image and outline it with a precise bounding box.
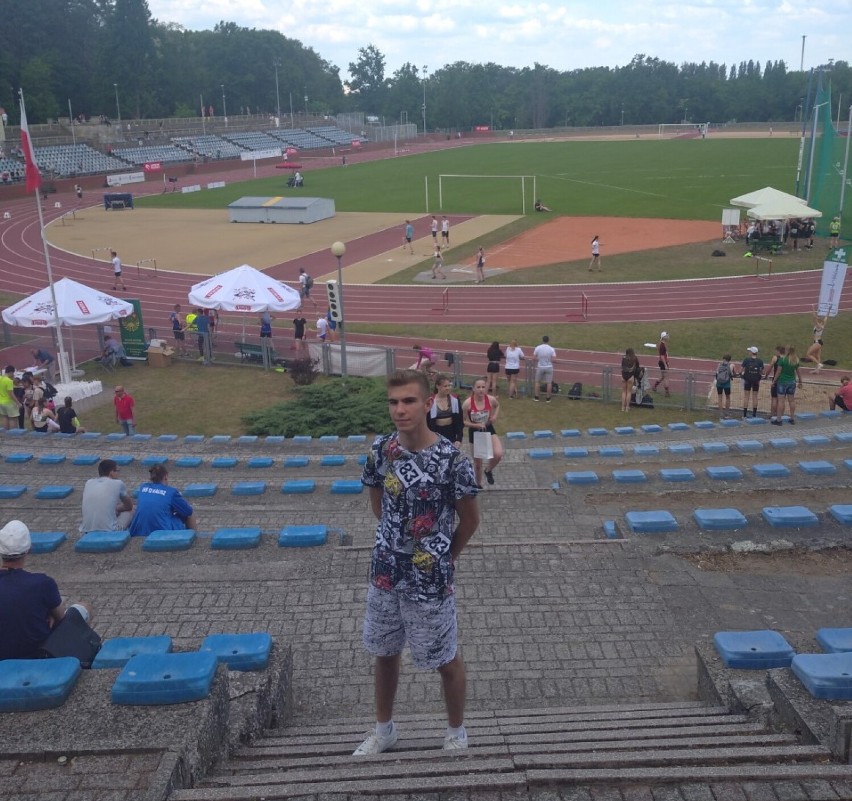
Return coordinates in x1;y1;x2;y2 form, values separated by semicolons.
474;126;490;132
352;139;362;148
143;161;162;172
204;284;223;299
76;301;91;315
286;147;298;156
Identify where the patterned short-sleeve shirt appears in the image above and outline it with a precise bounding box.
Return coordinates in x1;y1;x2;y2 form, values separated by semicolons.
361;432;478;600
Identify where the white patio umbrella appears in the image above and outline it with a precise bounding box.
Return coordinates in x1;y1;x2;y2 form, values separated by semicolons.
730;186;809;209
2;278;134;381
187;264;302;341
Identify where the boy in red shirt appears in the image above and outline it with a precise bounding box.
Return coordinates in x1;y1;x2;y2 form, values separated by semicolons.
113;385;136;436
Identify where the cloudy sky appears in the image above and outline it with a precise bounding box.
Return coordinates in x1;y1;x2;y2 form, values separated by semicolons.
146;0;847;80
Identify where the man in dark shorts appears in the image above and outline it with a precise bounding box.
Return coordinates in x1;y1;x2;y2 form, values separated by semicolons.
292;315;307;355
766;345;785;424
652;332;670;397
740;346;764;418
353;370;480;756
170;304;187;356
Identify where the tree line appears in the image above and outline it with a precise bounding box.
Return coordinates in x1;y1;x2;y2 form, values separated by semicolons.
2;0;849;130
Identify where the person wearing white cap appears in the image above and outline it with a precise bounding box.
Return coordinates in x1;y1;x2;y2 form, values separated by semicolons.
652;332;670;397
740;346;765;418
0;520;93;661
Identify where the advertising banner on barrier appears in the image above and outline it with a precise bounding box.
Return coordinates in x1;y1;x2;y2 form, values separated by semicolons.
107;172;145;187
240;148;281;161
143;162;162;172
118;298;147;359
817;248;848;317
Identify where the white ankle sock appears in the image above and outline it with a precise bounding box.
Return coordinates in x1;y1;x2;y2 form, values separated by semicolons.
376;720;394;737
446;724;466;740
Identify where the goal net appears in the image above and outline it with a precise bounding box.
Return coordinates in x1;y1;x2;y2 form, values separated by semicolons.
437;174;536;214
658;123;707;139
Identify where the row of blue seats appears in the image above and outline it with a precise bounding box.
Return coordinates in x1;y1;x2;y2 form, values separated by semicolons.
0;431;368;444
0;479;364;501
609;504;852;535
32;525;332;553
4;453;366;468
564;460;852;485
714;629;852;701
0;633;272;711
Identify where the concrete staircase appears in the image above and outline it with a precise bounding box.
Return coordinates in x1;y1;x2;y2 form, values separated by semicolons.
170;701;851;800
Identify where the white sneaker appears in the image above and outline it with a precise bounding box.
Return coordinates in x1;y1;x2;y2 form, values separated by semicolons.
352;726;398;756
442;733;468;750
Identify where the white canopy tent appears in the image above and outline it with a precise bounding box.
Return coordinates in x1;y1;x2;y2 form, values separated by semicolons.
730;186;809;209
746;201;822;221
2;278;134;382
187;264;302;342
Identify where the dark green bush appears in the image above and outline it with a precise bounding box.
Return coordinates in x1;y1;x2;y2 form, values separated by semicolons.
287;356;320;386
242;376;395;437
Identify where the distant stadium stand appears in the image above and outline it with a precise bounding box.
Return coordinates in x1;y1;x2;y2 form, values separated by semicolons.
33;144;129;177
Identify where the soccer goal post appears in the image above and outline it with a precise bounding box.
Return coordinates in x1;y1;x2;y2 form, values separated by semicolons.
658;123;707;139
438;174;536;215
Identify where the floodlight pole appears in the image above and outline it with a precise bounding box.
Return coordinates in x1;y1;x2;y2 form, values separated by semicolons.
221;85;227;126
806;102;829;203
421;66;427;136
274;60;281;121
113;83;121;124
331;241;347;380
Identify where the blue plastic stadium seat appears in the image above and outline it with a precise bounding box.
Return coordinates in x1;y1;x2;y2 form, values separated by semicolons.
142;529;197;551
5;453;33;464
200;633;272;671
791;653;852;700
796;412;817;421
633;445;659;456
798;460;836;476
694;421;716;430
769;438;797;449
506;431;526;440
265;436;285;444
588;428;608;436
158;434;178;442
815;628;852;653
0;485;28;499
183;483;218;498
744;417;768;425
563;447;589;458
693;508;748;531
641;424;663;434
564;471;599;485
35;485;74;500
72;454;100;466
319;435;339;443
238;435;258;444
828;505;852;526
211;457;238;468
667;423;690;431
331;480;363;494
231;481;266;496
599;447;624;457
533;430;554;439
321;455;346;467
284;456;310;468
30;532;67;553
105;433;127;442
835;432;852;443
112;455;134;466
211;527;262;549
845;459;852;471
184;435;205;443
612;470;647;484
211;435;231;444
248;457;274;468
667;444;694;455
174;457;203;468
705;466;743;481
130;434;152;442
0;657;81;712
560;429;581;437
603;520;620;539
38;454;66;465
719;419;741;428
141;455;168;467
348;434;367;443
75;530;130;552
278;525;328;547
357;454;368;465
625;510;678;533
614;427;635;435
111;652;218;705
736;440;763;453
3;428;25;436
281;480;316;494
751;463;791;478
92;636;173;669
702;442;729;454
292;435;312;444
79;432;101;440
529;449;553;460
659;468;695;482
761;506;819;528
713;630;795;669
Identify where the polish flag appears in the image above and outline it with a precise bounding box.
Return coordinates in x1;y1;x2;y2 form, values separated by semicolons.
19;98;42;193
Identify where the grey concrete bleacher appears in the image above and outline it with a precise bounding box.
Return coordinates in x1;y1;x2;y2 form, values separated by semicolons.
307;125;359;146
172;135;243;160
222;131;281;152
268;128;331;150
111;144;194;166
32;143;128;176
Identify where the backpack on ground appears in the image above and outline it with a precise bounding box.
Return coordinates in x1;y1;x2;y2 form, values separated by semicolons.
715;361;732;383
305;274;314;289
567;381;582;400
742;360;762;383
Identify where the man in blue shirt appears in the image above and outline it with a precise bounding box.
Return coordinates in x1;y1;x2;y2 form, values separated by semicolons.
31;348;56;382
195;308;211;365
0;520;94;660
129;465;197;537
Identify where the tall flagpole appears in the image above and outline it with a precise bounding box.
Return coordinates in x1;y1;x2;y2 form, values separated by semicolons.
20;89;71;384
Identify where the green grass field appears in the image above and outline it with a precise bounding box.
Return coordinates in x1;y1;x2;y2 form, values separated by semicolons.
139;139;801;220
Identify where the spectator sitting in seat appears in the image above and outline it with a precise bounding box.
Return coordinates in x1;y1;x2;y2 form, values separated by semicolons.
56;396;86;434
0;520;95;661
80;458;133;534
534;199;551;212
129;465;197;537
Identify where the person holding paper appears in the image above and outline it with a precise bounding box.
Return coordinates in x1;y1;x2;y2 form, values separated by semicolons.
462;377;503;487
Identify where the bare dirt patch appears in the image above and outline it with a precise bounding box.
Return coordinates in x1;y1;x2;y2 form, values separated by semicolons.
682;549;852;577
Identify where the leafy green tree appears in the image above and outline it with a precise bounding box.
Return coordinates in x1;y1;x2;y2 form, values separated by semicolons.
346;44;387;113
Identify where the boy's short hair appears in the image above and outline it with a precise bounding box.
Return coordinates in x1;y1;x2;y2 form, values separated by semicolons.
387;370;430;398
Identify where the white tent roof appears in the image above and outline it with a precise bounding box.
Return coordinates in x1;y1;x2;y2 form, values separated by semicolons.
1;277;133;327
730;186;808;209
187;264;302;312
746;201;822;221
